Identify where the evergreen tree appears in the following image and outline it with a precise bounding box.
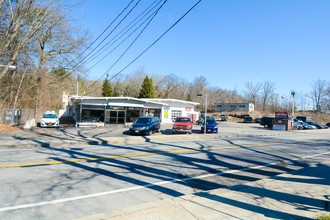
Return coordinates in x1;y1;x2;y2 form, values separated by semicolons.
186;93;192;101
102;75;113;97
139;76;154;98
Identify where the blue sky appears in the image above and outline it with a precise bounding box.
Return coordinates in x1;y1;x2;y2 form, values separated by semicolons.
71;0;330;98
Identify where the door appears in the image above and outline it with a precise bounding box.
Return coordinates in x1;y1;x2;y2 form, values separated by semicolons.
106;110;126;125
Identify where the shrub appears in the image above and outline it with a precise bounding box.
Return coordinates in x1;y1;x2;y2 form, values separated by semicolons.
316;214;330;220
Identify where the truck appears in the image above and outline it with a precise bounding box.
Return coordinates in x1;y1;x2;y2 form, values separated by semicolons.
260;117;274;129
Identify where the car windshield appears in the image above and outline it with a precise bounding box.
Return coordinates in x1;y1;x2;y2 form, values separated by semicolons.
175;118;190;122
43;114;57;119
206;119;216;124
135;118;151;124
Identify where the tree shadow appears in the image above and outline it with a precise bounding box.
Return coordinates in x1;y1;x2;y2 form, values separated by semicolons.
195;191;313;220
22;134;330;218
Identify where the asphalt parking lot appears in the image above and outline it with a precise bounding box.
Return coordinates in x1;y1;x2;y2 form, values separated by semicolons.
1;121;327;149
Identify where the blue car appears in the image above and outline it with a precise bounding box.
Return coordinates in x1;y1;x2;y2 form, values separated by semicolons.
129;116;160;135
201;118;218;133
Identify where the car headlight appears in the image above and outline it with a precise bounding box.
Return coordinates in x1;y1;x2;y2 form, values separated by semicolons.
142;126;149;130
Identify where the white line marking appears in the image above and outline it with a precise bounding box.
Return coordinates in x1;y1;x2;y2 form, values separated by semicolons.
0;151;329;212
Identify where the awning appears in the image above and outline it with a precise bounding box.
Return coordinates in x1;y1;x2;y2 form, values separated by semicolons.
107;102;144;108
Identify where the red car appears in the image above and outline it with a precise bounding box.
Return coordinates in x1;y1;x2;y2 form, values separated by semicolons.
172;117;193;134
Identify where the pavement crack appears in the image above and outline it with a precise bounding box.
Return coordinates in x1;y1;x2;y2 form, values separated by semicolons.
177;202;199;220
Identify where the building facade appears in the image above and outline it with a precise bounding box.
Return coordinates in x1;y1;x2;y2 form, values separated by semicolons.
67;96;199;126
214;103;254;112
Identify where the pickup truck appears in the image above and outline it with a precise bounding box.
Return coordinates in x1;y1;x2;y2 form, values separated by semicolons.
260;117;274;129
220;115;228;121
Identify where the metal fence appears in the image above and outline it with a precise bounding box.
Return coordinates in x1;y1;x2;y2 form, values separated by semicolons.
0;109;35;125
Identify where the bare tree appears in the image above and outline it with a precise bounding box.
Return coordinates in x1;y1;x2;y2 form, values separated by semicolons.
325;85;330;112
261;81;276;112
121;69;146;97
244;82;262;110
0;0;87;113
193;76;208;94
158;73;180;98
310;79;328;112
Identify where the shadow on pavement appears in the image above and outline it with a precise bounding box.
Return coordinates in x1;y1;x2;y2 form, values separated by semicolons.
12;131;330;219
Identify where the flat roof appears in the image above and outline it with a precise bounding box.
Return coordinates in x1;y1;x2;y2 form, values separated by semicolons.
141;98;199;106
71;96;168;106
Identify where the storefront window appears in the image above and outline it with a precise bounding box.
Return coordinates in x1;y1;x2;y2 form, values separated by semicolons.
81;105;104;122
81;110;104;122
171;110;182;121
126;109;140;123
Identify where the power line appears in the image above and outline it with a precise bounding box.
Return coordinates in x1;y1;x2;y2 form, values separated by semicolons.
86;0;202;95
68;0;136;66
58;0;142;81
86;0;168;93
69;0;142;72
76;0;162;75
79;0;164;77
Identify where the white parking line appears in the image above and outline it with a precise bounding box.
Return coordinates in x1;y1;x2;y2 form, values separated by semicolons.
0;151;329;212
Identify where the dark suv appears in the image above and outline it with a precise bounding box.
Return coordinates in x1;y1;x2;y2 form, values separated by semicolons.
260;117;274;129
129;116;160;135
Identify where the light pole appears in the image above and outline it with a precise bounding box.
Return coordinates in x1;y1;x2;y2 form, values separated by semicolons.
291;91;295;125
281;96;285;111
197;93;207;134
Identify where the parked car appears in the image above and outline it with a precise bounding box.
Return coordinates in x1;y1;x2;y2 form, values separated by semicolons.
293;121;304;130
260;117;274;129
326;122;330;127
307;121;328;129
40;111;60;127
201;118;218;133
196;114;205;125
196;114;212;125
220;114;228;121
307;121;327;129
295;116;312;122
301;122;317;129
129;116;160;135
172;117;193;134
243;116;253;123
255;118;262;123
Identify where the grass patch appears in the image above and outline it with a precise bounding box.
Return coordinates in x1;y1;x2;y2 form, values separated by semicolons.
316;214;330;220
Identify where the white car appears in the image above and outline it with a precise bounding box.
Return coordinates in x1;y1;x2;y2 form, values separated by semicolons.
40;111;60;127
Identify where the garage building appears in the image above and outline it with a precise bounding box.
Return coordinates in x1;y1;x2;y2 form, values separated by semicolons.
68;96;199;126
